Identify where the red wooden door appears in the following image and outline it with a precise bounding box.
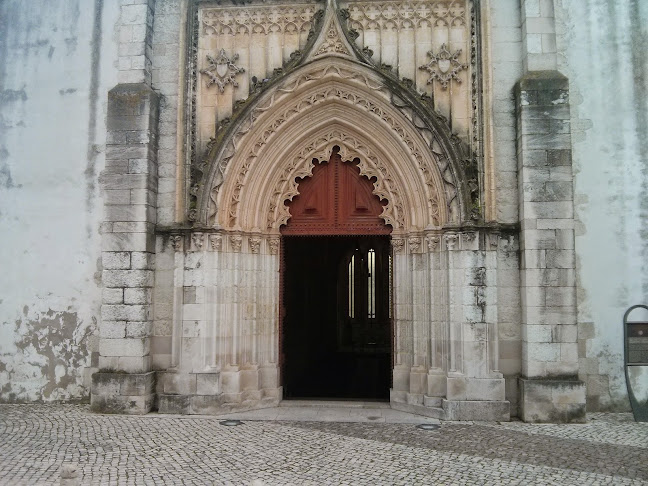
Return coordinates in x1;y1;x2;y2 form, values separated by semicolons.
280;150;392;235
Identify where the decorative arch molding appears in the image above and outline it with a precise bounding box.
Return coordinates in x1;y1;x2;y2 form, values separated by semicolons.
212;77;447;233
193;2;479;230
267;129;406;232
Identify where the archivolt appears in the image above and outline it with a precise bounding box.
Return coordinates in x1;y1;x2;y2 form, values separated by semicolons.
199;58;463;232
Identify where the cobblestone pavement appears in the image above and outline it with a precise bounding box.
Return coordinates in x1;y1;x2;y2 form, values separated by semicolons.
1;405;647;485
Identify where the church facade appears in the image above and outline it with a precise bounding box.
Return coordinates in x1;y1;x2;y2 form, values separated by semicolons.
1;0;646;422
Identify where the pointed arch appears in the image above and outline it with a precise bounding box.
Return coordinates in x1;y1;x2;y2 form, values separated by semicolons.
197;57;470;233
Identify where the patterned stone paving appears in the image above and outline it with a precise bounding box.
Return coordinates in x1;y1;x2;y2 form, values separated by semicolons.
0;404;647;485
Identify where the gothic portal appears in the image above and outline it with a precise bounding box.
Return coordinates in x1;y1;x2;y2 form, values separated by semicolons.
89;0;592;423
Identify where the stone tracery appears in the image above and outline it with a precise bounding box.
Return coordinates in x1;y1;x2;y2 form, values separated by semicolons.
199;59;461;232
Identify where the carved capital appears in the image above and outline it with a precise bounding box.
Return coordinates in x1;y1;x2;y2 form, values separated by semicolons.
191;232;204;251
392;238;405;253
209;234;223;251
170;234;184;252
269;238;280;255
426;236;440;252
249;237;261;254
230;235;243;252
444;233;459;250
408;237;422;253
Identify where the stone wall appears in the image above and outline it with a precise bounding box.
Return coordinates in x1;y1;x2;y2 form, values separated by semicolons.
554;0;648;411
0;0;119;402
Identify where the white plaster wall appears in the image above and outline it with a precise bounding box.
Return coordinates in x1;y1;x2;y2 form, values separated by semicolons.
0;0;119;402
556;0;648;409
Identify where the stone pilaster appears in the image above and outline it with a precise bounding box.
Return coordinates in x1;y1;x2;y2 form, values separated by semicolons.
516;71;585;423
92;0;159;414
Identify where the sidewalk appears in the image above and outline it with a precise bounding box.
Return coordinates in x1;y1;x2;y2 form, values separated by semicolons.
0;404;646;485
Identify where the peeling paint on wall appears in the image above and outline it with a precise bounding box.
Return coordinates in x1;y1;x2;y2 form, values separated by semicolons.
0;307;97;403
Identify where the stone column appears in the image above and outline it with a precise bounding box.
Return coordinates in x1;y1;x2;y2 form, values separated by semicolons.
92;0;158;414
515;71;585;422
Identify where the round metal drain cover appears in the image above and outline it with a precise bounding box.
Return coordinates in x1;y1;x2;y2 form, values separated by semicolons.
416;423;440;431
220;419;243;426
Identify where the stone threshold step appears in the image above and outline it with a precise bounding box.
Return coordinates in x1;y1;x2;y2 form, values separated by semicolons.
280;399;391;409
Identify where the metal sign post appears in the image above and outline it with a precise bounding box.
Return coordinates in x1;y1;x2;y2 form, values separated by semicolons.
623;305;648;422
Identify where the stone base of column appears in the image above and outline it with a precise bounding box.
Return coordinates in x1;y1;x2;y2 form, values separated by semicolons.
519;378;586;423
157;393;281;415
156;370;281;414
91;371;155;414
390;389;510;420
442;399;510;421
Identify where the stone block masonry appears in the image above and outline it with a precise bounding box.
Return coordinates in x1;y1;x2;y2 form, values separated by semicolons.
515;71;585;423
93;83;159;414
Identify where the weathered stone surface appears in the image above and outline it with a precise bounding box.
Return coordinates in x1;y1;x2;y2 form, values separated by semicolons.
519;378;586;423
442;399;511;421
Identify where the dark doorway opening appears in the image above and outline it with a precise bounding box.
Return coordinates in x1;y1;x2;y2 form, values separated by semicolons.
282;235;392;400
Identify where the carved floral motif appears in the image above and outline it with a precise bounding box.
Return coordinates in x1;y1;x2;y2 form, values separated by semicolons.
170;235;183;252
419;43;468;90
392;238;405;253
408;237;422;253
200;49;245;93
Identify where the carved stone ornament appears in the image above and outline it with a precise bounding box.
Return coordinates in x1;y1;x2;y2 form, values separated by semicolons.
209;67;448;230
427;236;440;252
170;235;183;252
249;237;261;254
200;49;245;93
269;238;280;255
408;237;422;253
392;238;405;253
313;16;351;58
419;43;468;90
230;235;243;252
209;234;223;251
192;232;204;251
444;233;459;250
